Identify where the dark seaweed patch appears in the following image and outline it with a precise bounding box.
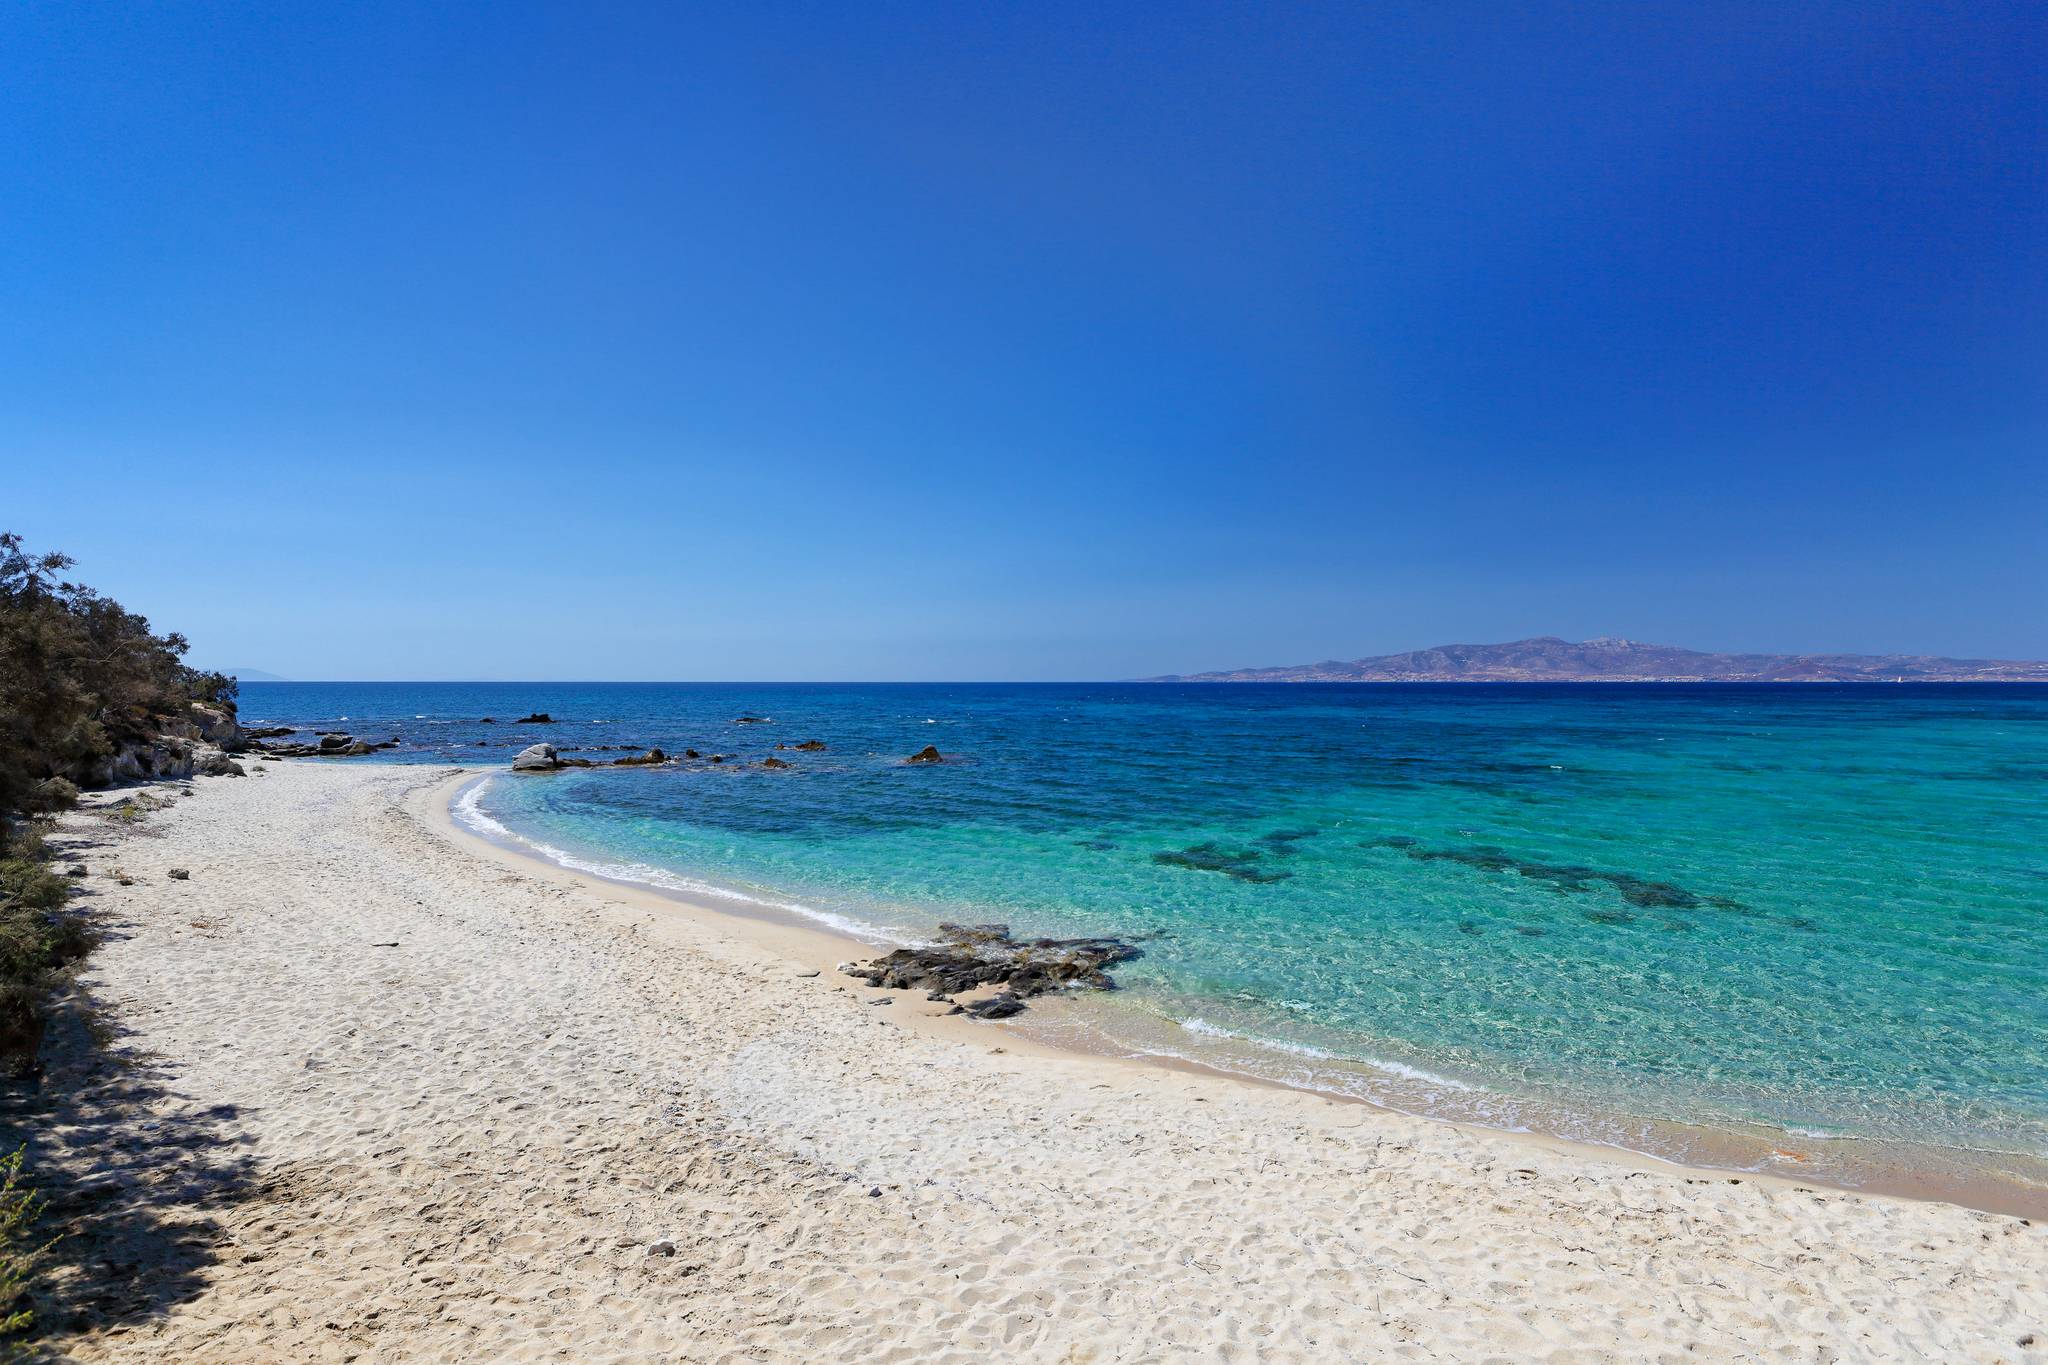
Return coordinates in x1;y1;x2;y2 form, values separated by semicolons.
1258;828;1320;856
1402;844;1747;916
1073;838;1117;851
1360;835;1420;849
1153;842;1293;884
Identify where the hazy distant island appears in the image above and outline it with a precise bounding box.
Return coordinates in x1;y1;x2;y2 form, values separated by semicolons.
1141;636;2048;684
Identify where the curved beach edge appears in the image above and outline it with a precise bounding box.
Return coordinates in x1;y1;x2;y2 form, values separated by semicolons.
30;760;2044;1361
422;768;2047;1221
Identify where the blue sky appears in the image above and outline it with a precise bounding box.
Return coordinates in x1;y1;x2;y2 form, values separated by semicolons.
4;2;2043;680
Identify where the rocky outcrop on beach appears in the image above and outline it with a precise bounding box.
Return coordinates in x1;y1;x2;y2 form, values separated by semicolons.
842;923;1142;1010
194;750;246;777
905;745;944;764
82;700;257;783
256;733;400;759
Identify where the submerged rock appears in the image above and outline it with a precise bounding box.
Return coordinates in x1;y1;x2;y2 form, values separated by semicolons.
733;715;770;725
759;756;791;769
905;745;944;765
611;748;668;766
1400;843;1744;914
1153;842;1291;884
842;922;1143;1009
514;712;554;724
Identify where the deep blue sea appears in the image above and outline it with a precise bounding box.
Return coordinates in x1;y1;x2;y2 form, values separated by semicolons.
238;681;2048;1198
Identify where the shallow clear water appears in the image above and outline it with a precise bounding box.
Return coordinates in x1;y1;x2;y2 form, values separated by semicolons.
240;681;2048;1184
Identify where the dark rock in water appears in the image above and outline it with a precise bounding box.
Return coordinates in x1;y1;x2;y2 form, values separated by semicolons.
759;756;791;769
1401;843;1744;914
1153;842;1291;884
905;745;944;764
612;748;668;766
733;715;770;724
790;740;826;751
243;726;295;740
479;717;496;724
1259;828;1319;854
684;749;701;759
317;733;353;752
708;754;726;764
842;922;1143;1005
963;992;1026;1020
514;712;553;724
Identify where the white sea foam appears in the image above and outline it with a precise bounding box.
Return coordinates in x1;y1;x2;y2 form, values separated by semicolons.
1174;1016;1474;1090
451;776;894;943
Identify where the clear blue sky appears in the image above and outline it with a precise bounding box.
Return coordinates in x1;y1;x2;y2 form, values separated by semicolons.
5;2;2043;680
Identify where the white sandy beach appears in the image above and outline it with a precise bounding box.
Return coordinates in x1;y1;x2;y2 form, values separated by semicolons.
24;760;2047;1362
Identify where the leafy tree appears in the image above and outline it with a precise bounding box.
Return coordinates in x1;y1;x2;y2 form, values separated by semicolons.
0;532;235;837
1;532;225;1072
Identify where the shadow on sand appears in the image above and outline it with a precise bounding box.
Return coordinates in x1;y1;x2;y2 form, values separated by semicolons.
0;821;265;1350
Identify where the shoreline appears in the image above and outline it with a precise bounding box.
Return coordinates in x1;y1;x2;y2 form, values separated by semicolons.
431;769;2048;1220
30;760;2045;1360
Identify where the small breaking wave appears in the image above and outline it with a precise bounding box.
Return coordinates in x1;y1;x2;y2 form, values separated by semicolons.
451;776;895;943
1175;1016;1475;1091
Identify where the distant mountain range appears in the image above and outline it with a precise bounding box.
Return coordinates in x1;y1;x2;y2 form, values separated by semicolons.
1140;637;2048;683
216;667;290;682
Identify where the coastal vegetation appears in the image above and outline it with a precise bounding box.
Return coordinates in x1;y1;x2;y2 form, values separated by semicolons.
0;531;235;1073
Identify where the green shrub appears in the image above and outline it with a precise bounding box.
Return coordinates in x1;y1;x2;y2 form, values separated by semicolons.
0;829;91;1077
0;1146;43;1349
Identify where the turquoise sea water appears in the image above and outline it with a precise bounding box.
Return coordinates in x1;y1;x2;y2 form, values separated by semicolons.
240;682;2048;1195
